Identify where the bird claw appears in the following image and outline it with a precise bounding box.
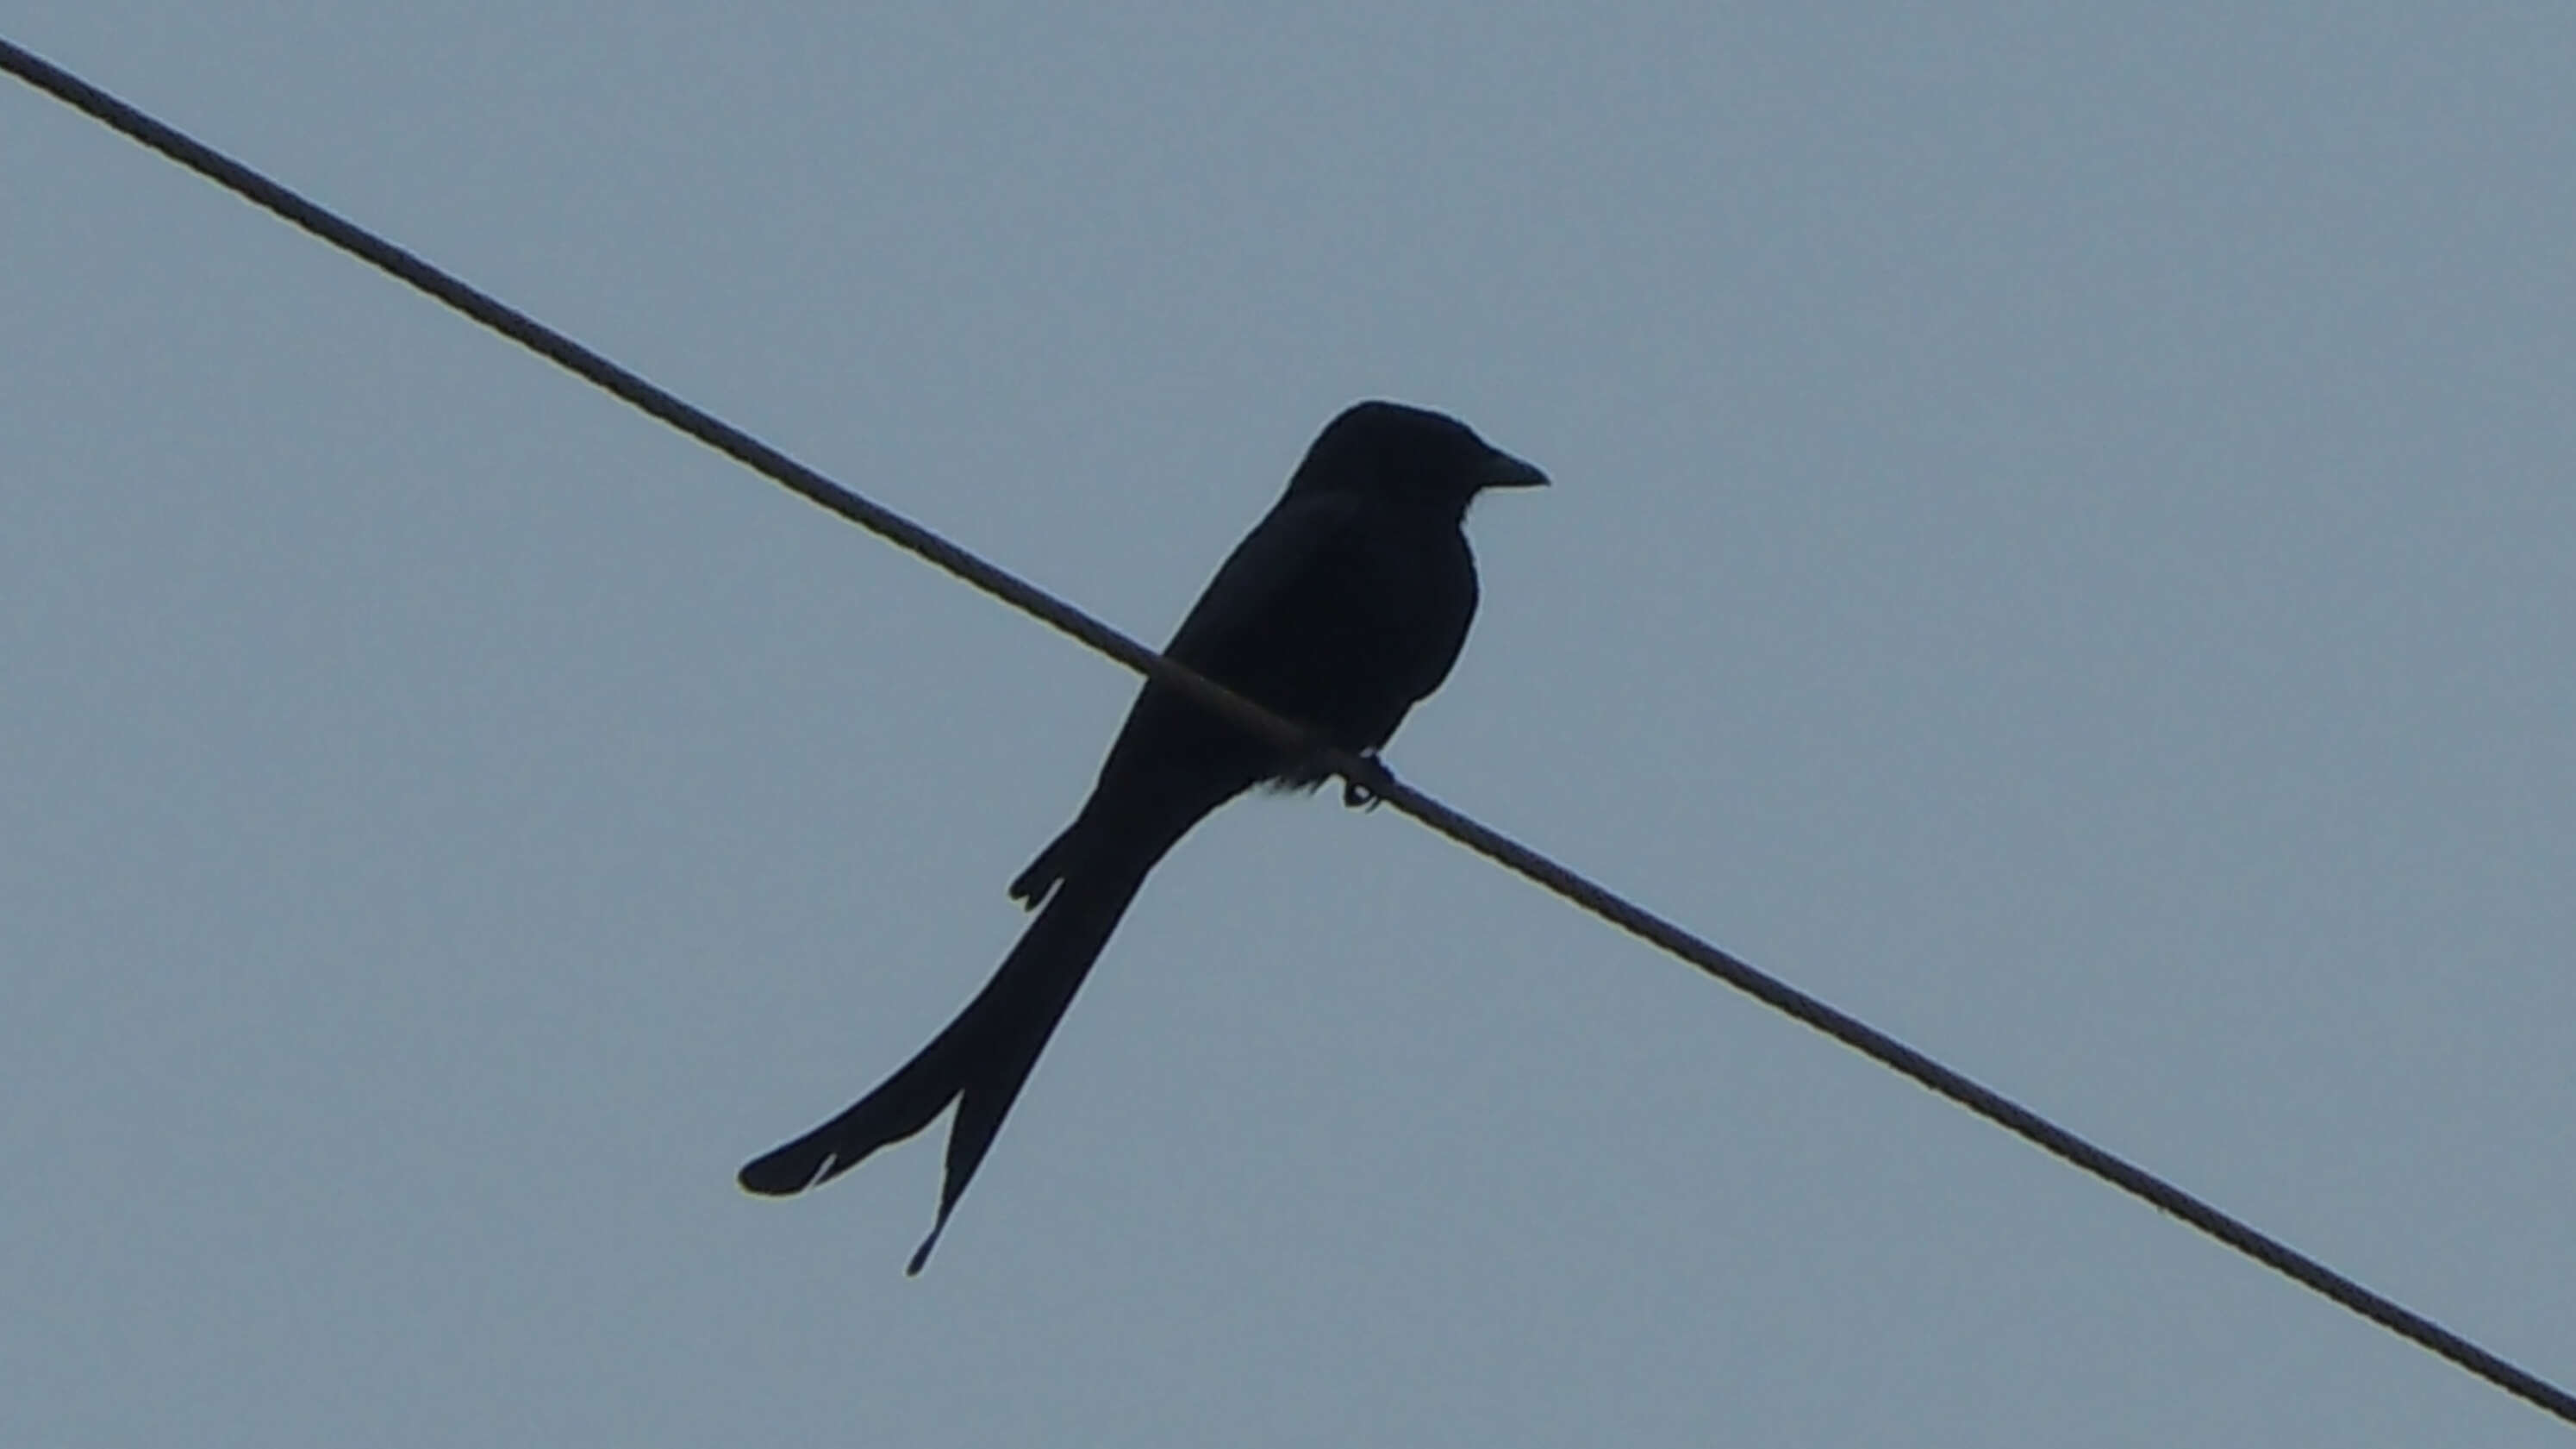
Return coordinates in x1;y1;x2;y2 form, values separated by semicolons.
1341;755;1394;810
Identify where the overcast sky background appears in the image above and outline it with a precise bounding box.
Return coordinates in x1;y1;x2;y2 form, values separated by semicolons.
6;4;2573;1444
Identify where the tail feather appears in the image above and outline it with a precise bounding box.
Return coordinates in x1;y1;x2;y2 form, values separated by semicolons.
734;1005;989;1196
901;862;1145;1271
1007;825;1074;909
739;798;1210;1271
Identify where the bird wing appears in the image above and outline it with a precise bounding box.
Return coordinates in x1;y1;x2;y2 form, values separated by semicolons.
1158;490;1367;673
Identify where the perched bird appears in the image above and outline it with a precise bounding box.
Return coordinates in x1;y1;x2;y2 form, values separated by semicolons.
739;401;1546;1271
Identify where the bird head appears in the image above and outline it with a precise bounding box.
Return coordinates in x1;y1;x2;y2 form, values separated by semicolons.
1286;401;1548;517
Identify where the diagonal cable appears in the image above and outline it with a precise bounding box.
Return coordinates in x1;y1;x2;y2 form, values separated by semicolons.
7;34;2569;1427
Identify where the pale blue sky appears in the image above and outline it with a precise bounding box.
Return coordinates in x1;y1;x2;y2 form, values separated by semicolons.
7;5;2573;1443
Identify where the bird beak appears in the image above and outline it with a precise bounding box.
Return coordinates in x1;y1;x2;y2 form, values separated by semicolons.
1477;451;1550;490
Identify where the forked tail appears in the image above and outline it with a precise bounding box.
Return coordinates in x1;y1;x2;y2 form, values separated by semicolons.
737;797;1206;1272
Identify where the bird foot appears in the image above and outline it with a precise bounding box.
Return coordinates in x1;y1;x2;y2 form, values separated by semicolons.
1341;754;1395;810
